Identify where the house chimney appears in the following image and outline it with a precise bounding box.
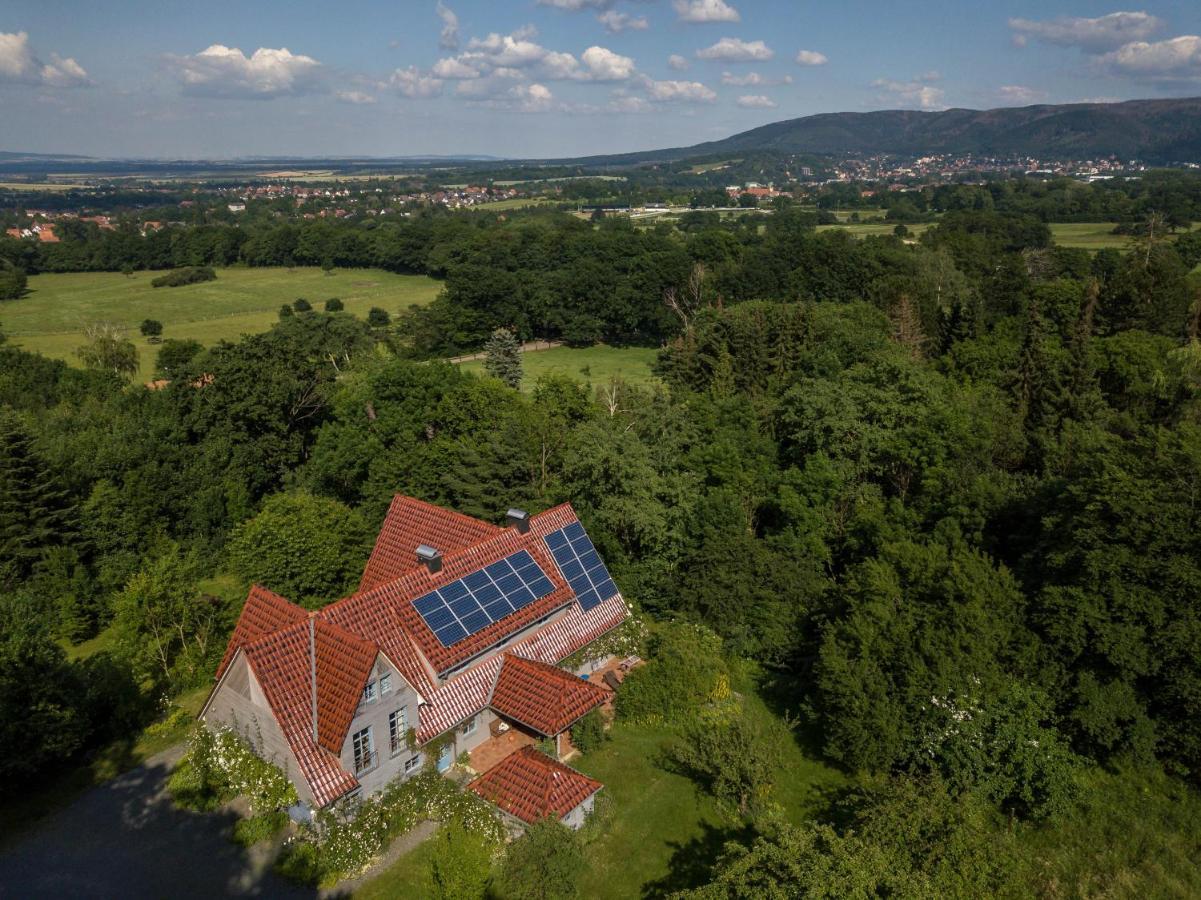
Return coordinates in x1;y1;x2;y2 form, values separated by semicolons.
506;508;530;534
416;544;442;575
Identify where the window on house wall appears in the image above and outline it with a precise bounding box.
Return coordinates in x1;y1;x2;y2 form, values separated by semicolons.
389;708;408;756
404;755;421;774
379;673;392;695
462;715;478;736
361;680;376;705
352;726;375;774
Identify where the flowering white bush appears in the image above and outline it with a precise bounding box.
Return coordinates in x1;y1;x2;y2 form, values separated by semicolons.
279;770;505;886
169;725;298;815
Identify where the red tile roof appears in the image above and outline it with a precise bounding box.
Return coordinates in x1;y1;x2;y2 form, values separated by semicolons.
468;747;602;825
215;585;308;681
358;495;501;592
209;496;629;807
490;654;609;736
240;619;360;807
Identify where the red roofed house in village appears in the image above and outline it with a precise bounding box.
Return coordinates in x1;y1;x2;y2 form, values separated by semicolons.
201;496;628;826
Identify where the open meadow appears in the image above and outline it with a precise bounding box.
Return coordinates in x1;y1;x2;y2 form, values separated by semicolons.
3;267;442;382
457;344;661;390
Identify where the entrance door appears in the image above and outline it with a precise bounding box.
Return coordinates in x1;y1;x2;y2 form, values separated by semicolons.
436;743;453;773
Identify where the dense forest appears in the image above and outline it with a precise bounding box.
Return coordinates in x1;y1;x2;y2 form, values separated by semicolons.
2;197;1201;894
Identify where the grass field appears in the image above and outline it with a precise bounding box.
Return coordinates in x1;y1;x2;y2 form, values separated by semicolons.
817;221;932;239
4;267;442;382
0;181;86;192
1048;222;1136;251
458;344;661;390
354;671;845;898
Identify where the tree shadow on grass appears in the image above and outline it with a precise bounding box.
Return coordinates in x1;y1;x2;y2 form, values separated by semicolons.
640;821;753;899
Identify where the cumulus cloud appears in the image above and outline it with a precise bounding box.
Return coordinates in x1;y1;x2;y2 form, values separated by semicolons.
674;0;740;24
668;54;690;71
0;31;90;88
597;11;649;33
336;89;377;104
608;95;653;113
436;1;460;51
167;44;323;98
795;49;828;66
440;29;635;83
389;65;444;98
737;94;777;108
721;71;792;86
581;46;636;80
643;77;717;102
873;73;946;110
1009;11;1163;53
1100;35;1201;81
696;37;773;61
432;56;481;78
996;84;1047;105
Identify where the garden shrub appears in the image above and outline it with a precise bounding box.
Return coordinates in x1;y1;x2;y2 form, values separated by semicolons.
616;622;729;725
571;709;608;754
151;266;216;288
232;810;289;846
168;725;298;815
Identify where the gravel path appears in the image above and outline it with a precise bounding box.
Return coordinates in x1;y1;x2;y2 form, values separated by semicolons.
0;746;312;899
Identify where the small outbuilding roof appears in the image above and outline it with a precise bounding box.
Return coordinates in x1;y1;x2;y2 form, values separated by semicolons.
468;747;602;824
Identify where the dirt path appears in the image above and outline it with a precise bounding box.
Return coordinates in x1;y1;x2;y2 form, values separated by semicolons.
447;339;563;364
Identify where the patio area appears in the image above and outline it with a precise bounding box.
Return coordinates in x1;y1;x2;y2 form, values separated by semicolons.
468;720;539;774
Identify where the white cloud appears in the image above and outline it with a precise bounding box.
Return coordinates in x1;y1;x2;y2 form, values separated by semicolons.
697;37;773;62
508;82;555;111
537;0;612;8
736;94;777;108
432;56;481;78
436;1;461;51
465;32;552;68
644;77;717;102
167;44;322;98
995;84;1047;105
389;66;444;98
674;0;740;24
1009;11;1163;53
0;31;90;88
722;71;792;86
668;54;690;71
581;46;636;80
1101;35;1201;81
608;95;653;113
336;89;377;104
597;11;649;33
795;49;828;67
873;73;946;110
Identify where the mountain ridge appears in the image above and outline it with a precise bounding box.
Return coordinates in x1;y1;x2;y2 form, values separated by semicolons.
545;97;1201;167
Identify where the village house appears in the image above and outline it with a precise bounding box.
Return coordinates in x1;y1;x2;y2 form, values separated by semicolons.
201;496;628;827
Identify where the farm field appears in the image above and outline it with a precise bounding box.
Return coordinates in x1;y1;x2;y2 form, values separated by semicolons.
458;344;661;390
1048;222;1136;251
5;267;442;382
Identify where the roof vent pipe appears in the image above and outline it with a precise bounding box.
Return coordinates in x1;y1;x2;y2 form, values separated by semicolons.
416;544;443;575
507;508;530;534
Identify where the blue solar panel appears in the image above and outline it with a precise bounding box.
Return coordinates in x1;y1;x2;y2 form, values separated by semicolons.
544;522;619;612
412;550;556;648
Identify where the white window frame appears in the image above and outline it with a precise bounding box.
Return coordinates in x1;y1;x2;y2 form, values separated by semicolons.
388;708;408;757
352;726;375;773
462;715;478;736
379;673;392;695
404;755;421;775
361;679;376;705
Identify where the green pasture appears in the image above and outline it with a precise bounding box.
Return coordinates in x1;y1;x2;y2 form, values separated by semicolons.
3;267;441;382
817;221;931;239
458;344;661;390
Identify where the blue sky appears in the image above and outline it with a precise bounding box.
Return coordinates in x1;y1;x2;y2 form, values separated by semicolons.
2;1;1200;158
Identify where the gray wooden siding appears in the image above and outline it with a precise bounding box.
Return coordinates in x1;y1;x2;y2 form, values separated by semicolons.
202;654;315;805
339;655;423;796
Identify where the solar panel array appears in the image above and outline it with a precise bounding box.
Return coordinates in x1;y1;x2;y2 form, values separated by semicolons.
545;522;618;612
413;550;556;648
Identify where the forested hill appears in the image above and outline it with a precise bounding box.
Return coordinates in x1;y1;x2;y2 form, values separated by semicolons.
555;97;1201;166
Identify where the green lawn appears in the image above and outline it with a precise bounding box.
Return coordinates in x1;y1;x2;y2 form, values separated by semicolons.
4;266;442;382
817;222;931;239
458;344;661;391
1048;222;1136;251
